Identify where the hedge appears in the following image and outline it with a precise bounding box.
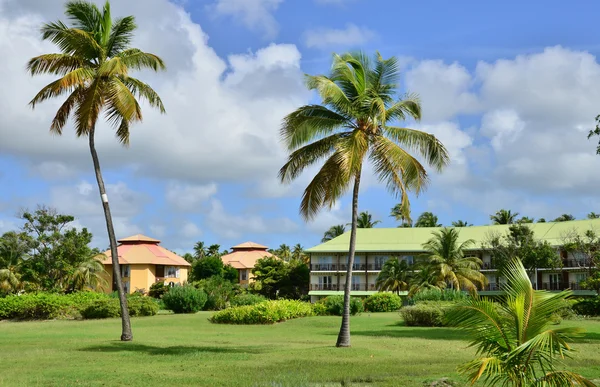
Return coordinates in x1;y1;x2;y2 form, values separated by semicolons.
400;301;454;327
316;295;363;316
230;293;267;307
572;297;600;316
210;300;314;324
363;293;402;312
162;285;207;313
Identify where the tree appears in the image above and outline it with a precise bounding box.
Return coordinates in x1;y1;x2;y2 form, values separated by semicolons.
207;244;221;257
68;254;108;292
375;258;411;294
275;244;292;262
423;228;486;291
537;218;547;223
451;220;471;227
191;256;224;281
446;258;596;386
251;257;288;299
553;214;576;222
292;244;308;264
222;264;238;283
518;216;534;224
414;211;441;227
588;212;600;219
193;241;207;260
588;115;600;154
490;209;519;225
408;263;446;296
355;211;381;228
27;1;166;341
390;202;412;226
278;52;449;347
322;225;346;242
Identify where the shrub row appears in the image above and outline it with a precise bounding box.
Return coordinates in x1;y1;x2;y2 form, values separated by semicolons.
230;293;267;307
572;297;600;316
315;295;364;316
410;288;469;303
162;285;207;314
0;292;158;320
400;301;454;327
363;293;402;312
210;300;314;324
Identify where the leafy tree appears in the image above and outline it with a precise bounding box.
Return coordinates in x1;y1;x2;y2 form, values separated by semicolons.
280;259;310;299
451;220;471;227
182;253;194;264
375;258;411;294
588;115;600;154
490;209;519;225
27;0;166;341
222;264;238;283
414;211;441;227
191;256;224;281
581;272;600;293
322;225;346;242
447;258;595;386
251;257;289;299
537;218;547;223
423;228;486;291
278;52;448;347
553;214;576;222
587;212;600;219
355;211;381;228
561;229;600;274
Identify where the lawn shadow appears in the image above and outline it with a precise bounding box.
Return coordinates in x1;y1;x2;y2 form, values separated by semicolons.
351;326;469;341
79;342;267;356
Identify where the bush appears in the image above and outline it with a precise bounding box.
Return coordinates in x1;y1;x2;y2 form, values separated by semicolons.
317;295;363;316
410;288;469;303
400;301;453;327
572;296;600;316
80;298;120;319
193;276;239;310
364;293;402;312
312;302;328;316
127;296;159;317
0;293;67;320
148;282;169;299
210;299;314;324
230;293;267;307
162;285;207;313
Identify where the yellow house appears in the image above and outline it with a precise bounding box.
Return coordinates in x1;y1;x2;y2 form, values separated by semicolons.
220;242;278;286
100;234;191;294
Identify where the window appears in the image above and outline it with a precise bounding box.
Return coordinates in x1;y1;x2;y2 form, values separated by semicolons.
123;281;130;294
575;273;587;283
373;256;389;268
120;265;130;278
318;276;332;286
352;275;361;290
166;266;179;278
240;270;247;281
402;256;414;265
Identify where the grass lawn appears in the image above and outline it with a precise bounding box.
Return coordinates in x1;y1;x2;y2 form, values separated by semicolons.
1;313;599;387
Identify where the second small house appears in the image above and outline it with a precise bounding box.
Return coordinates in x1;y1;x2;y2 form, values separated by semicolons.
221;242;279;286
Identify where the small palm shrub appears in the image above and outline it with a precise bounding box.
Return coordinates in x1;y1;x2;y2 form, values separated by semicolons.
317;295;364;316
363;293;402;312
210;300;314;324
162;285;207;313
400;301;452;327
230;293;267;307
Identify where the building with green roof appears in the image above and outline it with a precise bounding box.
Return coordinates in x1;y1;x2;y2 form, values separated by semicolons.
306;219;600;301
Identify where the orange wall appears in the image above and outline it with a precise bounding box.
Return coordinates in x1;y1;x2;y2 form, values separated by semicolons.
102;264;189;294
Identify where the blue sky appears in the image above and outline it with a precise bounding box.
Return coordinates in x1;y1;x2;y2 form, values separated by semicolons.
1;0;600;253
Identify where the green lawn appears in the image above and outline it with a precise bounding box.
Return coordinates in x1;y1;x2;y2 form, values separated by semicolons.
1;313;599;386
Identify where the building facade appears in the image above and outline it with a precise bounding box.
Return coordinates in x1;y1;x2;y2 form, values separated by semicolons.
306;219;599;302
100;234;191;294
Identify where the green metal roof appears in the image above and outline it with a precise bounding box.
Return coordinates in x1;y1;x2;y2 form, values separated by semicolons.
306;219;600;253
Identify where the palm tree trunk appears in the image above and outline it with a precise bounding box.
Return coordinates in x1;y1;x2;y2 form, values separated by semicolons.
89;125;133;341
336;168;361;347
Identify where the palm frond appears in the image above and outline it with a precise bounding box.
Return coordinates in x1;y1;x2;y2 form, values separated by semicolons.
305;74;353;115
384;126;449;171
104;77;142;138
386;94;422;122
120;76;166;113
41;21;103;59
27;53;88;76
279;133;345;183
50;88;83;135
281;105;350;150
535;370;598;387
106;16;136;57
117;48;166;71
29;68;94;108
65;0;101;32
73;78;102;137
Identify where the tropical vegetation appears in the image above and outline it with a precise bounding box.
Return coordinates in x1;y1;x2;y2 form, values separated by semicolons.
278;51;449;346
375;257;411;294
414;211;442;227
322;224;346;242
490;209;519;225
355;211;381;228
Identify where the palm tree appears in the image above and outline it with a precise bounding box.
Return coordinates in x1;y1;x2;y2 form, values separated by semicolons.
518;216;534;223
390;202;412;226
423;228;486;291
451;220;471;227
0;267;22;296
193;241;207;260
322;225;346;242
375;258;411;294
291;244;308;263
355;211;381;228
279;51;449;347
553;214;576;222
277;244;292;262
414;211;442;227
408;263;446;296
207;244;221;257
446;258;596;386
69;255;108;292
27;1;165;341
490;209;519;225
587;212;600;219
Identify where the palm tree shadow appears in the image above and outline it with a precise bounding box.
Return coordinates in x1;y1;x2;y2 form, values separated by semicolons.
351;326;469;341
79;342;265;356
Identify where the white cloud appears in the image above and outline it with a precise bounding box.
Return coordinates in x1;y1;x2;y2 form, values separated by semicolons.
304;23;375;49
165;182;218;212
480;109;525;151
181;221;202;238
210;0;282;39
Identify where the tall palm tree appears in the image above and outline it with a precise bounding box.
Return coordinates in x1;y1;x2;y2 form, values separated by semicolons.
355;211;381;228
422;228;486;291
193;241;207;260
279;51;449;347
553;214;576;222
490;209;519;225
291;244;308;263
390;202;412;226
27;1;165;341
375;257;411;294
322;225;346;242
277;244;292;262
414;211;442;227
207;244;221;257
446;258;596;387
408;262;446;296
69;255;108;292
451;220;471;227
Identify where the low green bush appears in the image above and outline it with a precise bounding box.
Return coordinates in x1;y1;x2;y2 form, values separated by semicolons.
410;288;469;303
400;301;453;327
230;293;267;307
80;298;121;319
148;282;170;299
162;285;207;313
312;302;329;316
193;277;239;311
127;296;159;317
363;293;402;312
0;293;67;320
317;295;363;316
572;296;600;316
210;300;314;324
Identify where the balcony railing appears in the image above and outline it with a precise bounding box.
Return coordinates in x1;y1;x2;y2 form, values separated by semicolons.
310;264;338;271
563;259;594;268
311;283;377;291
481;262;496;270
483;282;587;291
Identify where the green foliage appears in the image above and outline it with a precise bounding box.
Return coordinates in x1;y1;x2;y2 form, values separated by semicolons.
446;258;594;386
363;293;402;312
148;281;169;299
251;257;309;300
410;288;469;303
209;299;314;324
311;302;329;316
222;264;238;283
572;297;600;316
355;211;381;228
400;301;452;327
414;212;441;227
191;256;224;281
581;272;600;293
490;209;519;225
317;295;363;316
376;257;411;293
322;224;345;242
80;298;120;319
127;295;159;317
162;285;207;313
79;293;157;319
193;276;239;310
230;293;267;307
0;291;111;320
